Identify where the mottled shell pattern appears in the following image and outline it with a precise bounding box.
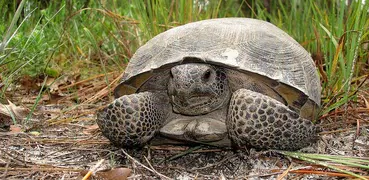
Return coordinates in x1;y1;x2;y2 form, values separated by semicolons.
114;18;321;118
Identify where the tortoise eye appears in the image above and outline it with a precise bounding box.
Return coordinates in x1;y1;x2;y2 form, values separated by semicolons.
202;69;212;82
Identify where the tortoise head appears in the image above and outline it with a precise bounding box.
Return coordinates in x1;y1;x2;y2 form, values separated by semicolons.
168;63;230;115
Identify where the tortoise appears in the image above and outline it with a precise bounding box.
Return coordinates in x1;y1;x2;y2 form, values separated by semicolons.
96;18;321;150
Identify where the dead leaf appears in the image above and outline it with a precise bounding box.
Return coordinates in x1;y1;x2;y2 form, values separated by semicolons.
19;75;40;92
39;73;81;96
80;168;132;180
83;124;100;135
10;125;22;133
361;95;369;109
0;100;31;130
0;100;30;121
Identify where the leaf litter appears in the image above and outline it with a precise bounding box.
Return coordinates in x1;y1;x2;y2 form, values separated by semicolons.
0;72;368;179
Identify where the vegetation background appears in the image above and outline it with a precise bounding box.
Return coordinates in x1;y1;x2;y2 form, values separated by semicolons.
0;0;369;179
1;0;368;116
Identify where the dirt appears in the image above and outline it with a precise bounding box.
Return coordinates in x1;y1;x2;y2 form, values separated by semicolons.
0;78;368;179
1;105;368;180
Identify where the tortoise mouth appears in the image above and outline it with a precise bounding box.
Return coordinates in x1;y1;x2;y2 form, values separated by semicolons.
187;97;210;107
171;94;220;115
186;95;212;105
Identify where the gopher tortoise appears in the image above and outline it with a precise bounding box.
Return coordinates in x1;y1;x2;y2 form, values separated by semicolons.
97;18;321;150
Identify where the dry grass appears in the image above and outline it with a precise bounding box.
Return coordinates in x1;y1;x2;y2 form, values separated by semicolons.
0;74;368;179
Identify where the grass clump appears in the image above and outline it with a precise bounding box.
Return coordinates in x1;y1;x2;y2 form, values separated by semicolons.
247;0;369;116
2;0;368;115
279;151;369;179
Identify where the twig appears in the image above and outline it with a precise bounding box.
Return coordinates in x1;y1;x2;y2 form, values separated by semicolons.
82;159;104;180
143;156;167;180
277;158;292;180
0;163;10;178
319;125;369;135
58;71;118;90
0;167;82;172
158;145;204;164
121;149;172;180
150;145;226;153
191;154;237;170
290;169;369;178
320;108;369;119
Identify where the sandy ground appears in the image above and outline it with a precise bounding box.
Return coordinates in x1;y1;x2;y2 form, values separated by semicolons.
1;75;368;179
1;103;368;179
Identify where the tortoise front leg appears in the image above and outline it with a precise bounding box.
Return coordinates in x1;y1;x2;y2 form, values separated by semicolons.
96;92;170;147
227;89;319;150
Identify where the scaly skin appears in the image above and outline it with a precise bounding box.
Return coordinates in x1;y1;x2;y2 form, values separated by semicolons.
96;92;169;147
227;89;319;150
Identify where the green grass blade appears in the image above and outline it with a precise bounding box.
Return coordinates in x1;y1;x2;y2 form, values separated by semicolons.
0;0;26;52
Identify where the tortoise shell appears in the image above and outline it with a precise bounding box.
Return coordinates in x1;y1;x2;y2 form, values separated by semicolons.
114;18;321;119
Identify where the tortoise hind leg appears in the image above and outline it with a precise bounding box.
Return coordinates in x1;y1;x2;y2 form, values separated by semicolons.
227;89;319;150
96;92;170;147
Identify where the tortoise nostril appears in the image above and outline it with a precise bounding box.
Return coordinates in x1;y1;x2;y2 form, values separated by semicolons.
202;69;212;82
